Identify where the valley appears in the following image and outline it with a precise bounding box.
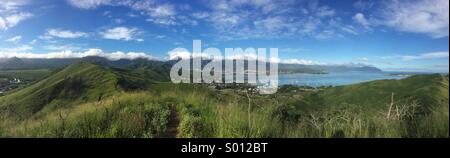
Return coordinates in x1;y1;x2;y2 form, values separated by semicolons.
0;58;448;138
0;69;52;96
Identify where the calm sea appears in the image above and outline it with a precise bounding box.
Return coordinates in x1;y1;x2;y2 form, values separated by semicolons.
278;72;411;87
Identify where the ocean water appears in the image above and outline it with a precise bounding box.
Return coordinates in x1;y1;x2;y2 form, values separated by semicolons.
278;72;408;87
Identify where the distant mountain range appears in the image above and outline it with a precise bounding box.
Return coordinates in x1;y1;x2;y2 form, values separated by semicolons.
277;63;382;74
0;56;382;73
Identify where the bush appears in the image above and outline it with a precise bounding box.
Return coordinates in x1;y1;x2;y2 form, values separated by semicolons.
177;104;212;138
142;103;171;137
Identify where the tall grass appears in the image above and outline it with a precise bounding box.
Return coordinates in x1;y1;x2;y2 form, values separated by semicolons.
1;83;448;138
1;93;171;138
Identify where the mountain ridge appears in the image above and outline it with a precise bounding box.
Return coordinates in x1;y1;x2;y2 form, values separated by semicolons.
0;56;382;73
0;61;158;120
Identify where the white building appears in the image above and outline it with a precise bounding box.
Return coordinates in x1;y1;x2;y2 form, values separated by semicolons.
10;78;22;84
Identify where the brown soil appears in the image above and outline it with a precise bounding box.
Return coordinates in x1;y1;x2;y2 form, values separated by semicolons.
161;109;180;138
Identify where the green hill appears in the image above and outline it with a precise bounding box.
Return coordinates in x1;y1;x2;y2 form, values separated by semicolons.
286;74;449;137
313;74;448;112
0;61;152;120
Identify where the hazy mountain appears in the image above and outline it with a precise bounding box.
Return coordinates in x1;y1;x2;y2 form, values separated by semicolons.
1;57;381;74
312;64;383;73
167;58;382;74
0;57;167;70
0;57;26;69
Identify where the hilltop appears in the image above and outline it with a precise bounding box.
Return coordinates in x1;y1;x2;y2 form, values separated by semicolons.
0;61;159;120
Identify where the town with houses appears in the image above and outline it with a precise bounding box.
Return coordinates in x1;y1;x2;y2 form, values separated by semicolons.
0;78;25;96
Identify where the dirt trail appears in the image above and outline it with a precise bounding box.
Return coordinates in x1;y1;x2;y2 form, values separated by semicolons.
161;109;180;138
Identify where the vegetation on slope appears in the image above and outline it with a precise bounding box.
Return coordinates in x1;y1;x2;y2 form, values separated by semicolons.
279;74;449;137
0;61;153;120
0;61;448;138
318;74;448;112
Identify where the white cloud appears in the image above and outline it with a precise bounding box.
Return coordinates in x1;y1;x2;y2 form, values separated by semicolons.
168;48;256;61
353;13;371;28
29;39;37;45
202;0;290;39
38;35;52;40
146;18;176;25
155;35;166;39
0;48;158;61
63;0;356;40
67;0;111;9
42;44;84;51
148;4;176;17
4;35;22;43
66;0;180;25
315;6;335;17
42;29;89;39
167;48;319;65
192;12;209;19
0;0;32;31
401;51;449;61
113;18;124;24
167;49;191;60
380;0;449;38
168;49;190;60
341;25;359;35
0;45;32;52
126;1;177;17
353;0;375;11
0;12;32;31
253;16;287;32
279;48;309;53
168;48;210;60
282;59;319;65
0;0;27;11
356;57;369;62
107;51;156;60
201;0;351;40
225;53;258;61
126;2;179;25
100;27;142;41
314;29;340;40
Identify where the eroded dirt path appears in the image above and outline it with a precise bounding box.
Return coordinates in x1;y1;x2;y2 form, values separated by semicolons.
161;109;180;138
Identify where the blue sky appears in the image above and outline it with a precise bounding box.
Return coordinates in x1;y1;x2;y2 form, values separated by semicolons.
0;0;448;72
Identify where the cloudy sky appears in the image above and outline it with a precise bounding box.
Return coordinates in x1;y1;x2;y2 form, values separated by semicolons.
0;0;448;72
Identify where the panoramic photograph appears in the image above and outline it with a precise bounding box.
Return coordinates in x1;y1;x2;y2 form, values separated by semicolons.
0;0;448;141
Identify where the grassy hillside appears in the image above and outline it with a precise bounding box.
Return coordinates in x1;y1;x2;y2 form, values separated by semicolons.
0;61;154;120
291;74;449;137
0;63;447;138
281;74;447;113
310;74;448;112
